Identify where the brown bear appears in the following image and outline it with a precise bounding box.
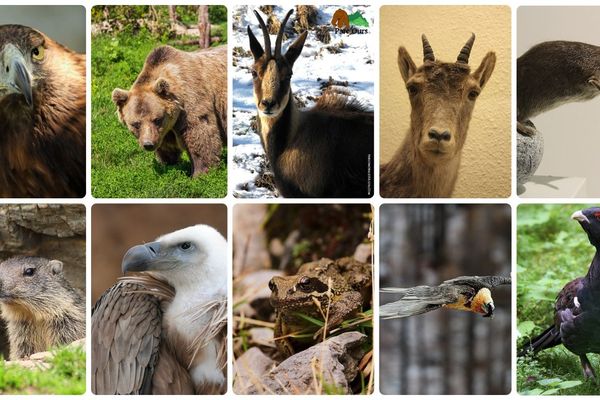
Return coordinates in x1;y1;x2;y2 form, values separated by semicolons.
112;45;227;177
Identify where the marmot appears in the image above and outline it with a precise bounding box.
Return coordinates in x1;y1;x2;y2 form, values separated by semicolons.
0;256;85;360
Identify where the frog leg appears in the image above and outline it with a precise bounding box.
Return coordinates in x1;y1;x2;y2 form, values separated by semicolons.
313;291;362;340
273;315;296;358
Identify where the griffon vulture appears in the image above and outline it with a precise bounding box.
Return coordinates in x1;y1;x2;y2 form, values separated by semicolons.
0;25;85;198
519;208;600;379
92;225;227;394
380;275;511;319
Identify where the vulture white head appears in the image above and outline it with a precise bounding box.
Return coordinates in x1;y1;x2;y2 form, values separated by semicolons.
121;224;227;297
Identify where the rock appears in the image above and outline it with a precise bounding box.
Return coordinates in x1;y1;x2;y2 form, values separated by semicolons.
244;332;368;394
5;359;50;370
517;124;544;186
235;270;282;320
249;328;275;348
353;243;372;263
29;351;53;361
234;347;277;394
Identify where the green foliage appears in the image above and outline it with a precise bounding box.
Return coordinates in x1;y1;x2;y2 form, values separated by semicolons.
517;204;600;395
91;33;227;198
0;345;85;394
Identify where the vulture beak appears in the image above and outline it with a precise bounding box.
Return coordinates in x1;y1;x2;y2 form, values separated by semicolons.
571;210;589;224
482;301;495;318
0;44;33;107
121;241;161;273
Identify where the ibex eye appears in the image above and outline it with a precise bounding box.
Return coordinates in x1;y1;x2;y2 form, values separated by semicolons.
251;70;258;79
407;85;418;96
468;90;480;100
23;268;35;277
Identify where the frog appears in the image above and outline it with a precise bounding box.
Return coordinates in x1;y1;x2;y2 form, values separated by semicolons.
268;257;372;358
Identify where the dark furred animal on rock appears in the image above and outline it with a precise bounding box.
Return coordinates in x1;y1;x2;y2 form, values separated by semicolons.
517;41;600;136
0;256;85;360
113;45;227;177
380;34;496;198
248;9;374;198
518;208;600;380
0;25;85;198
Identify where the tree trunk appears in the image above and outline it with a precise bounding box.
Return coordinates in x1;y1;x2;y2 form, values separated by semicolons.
198;5;210;49
168;5;177;23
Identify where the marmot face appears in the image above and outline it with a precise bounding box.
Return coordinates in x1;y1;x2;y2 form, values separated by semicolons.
0;256;65;302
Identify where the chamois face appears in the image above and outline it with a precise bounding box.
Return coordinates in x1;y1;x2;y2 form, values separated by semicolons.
397;35;496;162
247;9;307;118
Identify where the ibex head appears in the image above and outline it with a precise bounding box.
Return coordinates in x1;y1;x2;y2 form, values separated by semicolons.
398;34;496;161
247;9;308;118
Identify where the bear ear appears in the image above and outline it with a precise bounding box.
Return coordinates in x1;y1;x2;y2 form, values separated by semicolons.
112;88;129;108
154;78;171;98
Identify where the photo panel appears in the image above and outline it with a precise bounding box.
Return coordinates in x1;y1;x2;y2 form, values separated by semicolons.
232;5;375;199
517;204;600;394
232;203;374;394
0;204;86;394
379;6;511;198
379;204;511;395
91;5;228;198
517;7;600;197
91;203;227;394
0;6;86;198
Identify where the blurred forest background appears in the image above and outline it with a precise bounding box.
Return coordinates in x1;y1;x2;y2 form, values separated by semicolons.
91;5;228;198
0;6;85;53
379;204;511;395
517;204;599;395
91;204;226;304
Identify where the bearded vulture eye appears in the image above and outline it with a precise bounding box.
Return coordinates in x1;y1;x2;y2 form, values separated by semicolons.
180;242;192;250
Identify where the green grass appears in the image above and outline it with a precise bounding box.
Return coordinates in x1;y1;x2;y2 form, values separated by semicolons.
91;31;227;198
517;204;600;395
0;345;85;394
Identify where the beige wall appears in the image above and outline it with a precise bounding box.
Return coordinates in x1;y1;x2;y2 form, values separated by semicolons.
380;6;511;198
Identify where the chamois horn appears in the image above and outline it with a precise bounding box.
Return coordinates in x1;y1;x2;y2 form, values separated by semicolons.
253;10;271;59
422;34;435;62
457;33;476;64
275;9;294;58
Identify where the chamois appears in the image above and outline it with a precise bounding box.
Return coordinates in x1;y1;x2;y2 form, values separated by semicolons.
380;34;496;198
247;9;374;198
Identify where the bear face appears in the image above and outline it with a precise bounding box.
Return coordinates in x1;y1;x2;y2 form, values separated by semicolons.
112;78;181;152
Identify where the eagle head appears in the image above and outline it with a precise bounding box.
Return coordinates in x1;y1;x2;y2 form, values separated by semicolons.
121;224;227;295
572;208;600;248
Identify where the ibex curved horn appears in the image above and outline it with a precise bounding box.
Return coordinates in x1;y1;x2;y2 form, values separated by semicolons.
457;33;476;64
422;34;435;62
253;10;271;59
275;9;294;59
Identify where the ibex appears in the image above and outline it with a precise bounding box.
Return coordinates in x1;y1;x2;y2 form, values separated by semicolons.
518;41;600;136
380;34;496;198
247;9;374;198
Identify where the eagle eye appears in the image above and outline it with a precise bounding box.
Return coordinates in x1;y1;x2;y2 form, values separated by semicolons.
31;46;45;62
180;242;192;250
23;268;35;277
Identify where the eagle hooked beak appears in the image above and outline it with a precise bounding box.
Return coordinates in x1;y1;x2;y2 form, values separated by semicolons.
0;44;33;108
121;241;161;273
571;210;589;224
482;301;495;318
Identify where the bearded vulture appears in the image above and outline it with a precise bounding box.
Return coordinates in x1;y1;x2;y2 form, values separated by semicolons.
0;25;85;198
91;225;227;394
380;275;511;319
519;208;600;379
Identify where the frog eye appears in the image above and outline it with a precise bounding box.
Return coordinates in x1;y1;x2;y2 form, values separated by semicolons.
298;276;312;292
268;279;276;292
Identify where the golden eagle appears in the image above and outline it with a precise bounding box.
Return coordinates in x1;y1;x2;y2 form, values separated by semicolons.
0;25;85;198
